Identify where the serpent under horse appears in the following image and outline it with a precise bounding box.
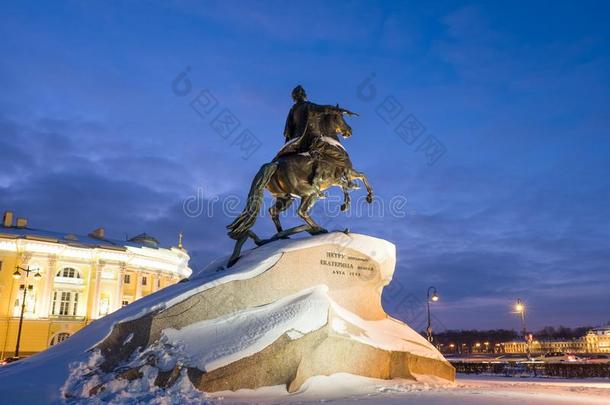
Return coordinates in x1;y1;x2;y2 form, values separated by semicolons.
226;107;373;267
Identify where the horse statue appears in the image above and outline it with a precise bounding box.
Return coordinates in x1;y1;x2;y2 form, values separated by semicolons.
226;106;373;267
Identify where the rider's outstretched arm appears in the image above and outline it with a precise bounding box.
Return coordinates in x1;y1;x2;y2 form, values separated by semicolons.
307;103;339;114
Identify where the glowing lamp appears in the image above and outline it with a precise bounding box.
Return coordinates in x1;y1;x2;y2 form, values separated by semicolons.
515;299;524;313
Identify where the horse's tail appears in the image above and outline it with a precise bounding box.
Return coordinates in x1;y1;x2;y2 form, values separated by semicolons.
226;162;278;240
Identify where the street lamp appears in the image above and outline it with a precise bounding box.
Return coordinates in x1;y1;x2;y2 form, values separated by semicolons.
426;286;439;342
514;298;530;360
13;266;41;357
515;300;524;313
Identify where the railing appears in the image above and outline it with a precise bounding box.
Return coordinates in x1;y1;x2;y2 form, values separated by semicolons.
48;315;86;321
451;361;610;378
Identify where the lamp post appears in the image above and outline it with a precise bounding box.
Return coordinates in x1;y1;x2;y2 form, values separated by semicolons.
426;286;439;342
12;266;41;357
515;298;530;360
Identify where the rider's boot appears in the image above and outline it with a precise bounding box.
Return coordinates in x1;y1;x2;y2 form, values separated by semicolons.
312;176;327;199
309;161;327;198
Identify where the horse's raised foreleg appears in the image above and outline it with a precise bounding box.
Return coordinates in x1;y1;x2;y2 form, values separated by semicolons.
348;169;374;203
269;196;293;233
298;194;327;234
340;185;351;211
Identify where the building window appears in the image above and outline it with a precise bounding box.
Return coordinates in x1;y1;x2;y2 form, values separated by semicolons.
99;295;110;316
51;290;79;316
50;332;70;346
122;300;129;307
124;274;131;284
142;276;147;286
13;284;36;316
56;267;81;279
0;260;3;271
157;278;161;288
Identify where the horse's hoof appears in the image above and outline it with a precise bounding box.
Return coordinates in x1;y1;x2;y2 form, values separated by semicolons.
227;258;238;268
366;194;373;204
340;203;349;211
342;228;350;234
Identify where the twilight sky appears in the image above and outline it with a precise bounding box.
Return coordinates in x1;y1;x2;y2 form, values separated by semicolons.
1;1;609;331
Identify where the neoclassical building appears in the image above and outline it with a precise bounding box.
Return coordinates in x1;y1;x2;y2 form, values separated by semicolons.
500;326;610;354
0;211;191;357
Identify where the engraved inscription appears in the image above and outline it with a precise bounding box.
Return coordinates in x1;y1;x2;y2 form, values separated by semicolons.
320;251;376;280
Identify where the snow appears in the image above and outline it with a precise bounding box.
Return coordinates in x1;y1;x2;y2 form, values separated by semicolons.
56;369;610;404
58;368;610;404
329;300;445;361
208;373;610;405
320;136;347;151
162;286;330;372
122;333;134;346
64;359;214;404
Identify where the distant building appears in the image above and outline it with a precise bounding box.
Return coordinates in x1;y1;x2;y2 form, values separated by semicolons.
438;327;610;355
584;326;610;353
0;211;191;357
502;326;610;354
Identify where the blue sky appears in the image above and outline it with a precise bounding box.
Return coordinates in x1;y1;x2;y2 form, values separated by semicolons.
1;1;609;331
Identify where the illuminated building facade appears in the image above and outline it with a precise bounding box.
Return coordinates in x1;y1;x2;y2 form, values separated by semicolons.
0;211;191;357
500;327;610;354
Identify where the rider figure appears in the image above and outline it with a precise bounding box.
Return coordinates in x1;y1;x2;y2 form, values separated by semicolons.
280;85;337;197
283;85;307;143
278;85;358;197
283;85;339;146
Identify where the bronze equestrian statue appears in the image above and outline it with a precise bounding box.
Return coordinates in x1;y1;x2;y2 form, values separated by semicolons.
226;85;373;267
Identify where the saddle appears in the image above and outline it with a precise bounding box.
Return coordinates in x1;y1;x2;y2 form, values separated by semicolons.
274;135;351;169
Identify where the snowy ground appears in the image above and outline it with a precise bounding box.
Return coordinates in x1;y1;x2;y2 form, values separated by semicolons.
210;373;610;405
57;371;610;404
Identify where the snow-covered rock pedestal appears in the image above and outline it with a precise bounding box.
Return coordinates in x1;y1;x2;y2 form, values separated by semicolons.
79;232;454;397
0;232;453;403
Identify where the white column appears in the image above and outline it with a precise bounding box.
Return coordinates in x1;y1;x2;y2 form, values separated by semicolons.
90;261;102;319
40;256;57;317
152;273;159;293
135;270;143;300
114;264;125;311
